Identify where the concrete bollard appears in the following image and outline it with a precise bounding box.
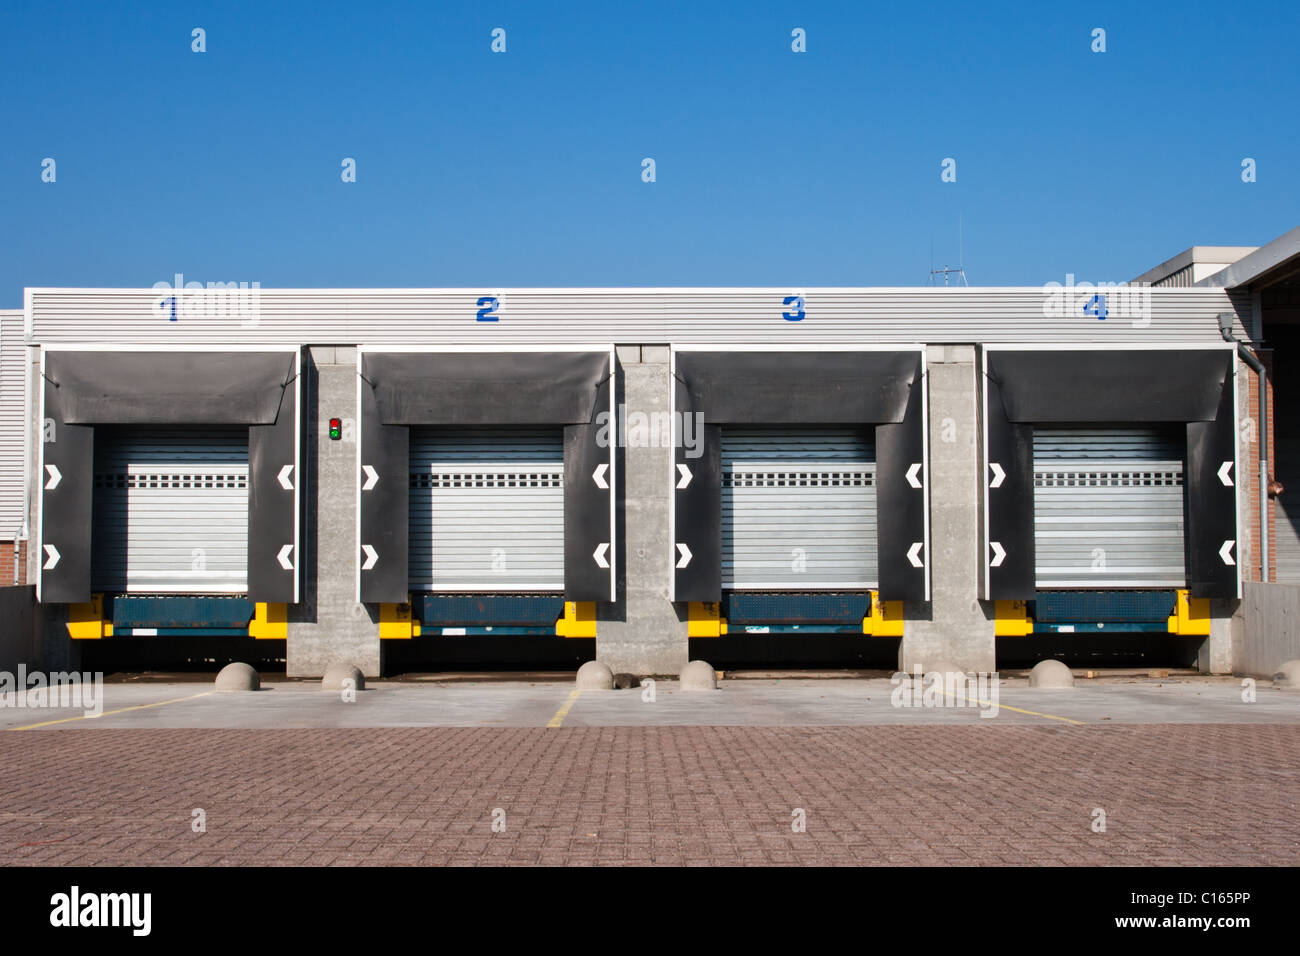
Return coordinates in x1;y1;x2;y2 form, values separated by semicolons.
214;662;260;692
679;660;718;691
575;660;614;690
321;664;365;692
1028;659;1075;688
1272;660;1300;690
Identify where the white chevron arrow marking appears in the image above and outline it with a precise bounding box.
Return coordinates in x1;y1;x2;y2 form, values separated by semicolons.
44;464;61;490
277;544;294;571
906;463;923;489
593;542;610;568
592;463;609;489
1220;540;1236;566
1218;461;1233;487
989;462;1005;489
677;463;693;489
676;543;693;569
278;464;294;490
907;542;924;568
43;544;60;570
361;544;378;571
990;541;1006;568
362;465;379;491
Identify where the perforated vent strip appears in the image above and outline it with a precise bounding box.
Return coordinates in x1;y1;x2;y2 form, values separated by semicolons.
1034;470;1183;488
95;473;249;490
722;470;875;488
409;472;563;490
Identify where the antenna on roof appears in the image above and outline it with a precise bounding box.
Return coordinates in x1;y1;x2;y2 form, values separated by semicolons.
927;215;969;286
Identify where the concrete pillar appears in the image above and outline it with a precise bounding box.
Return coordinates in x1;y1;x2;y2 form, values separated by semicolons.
287;348;381;677
594;348;689;674
901;346;995;672
1224;354;1254;673
1203;600;1236;674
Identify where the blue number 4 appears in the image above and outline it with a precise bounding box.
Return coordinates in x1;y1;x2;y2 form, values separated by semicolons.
1084;294;1107;320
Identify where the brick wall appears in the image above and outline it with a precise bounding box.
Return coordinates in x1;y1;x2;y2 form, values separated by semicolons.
0;540;27;586
1243;352;1275;582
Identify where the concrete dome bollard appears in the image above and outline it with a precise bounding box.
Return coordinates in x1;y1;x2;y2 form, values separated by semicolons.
1028;659;1075;688
575;660;614;690
321;664;365;691
679;660;718;691
214;662;260;692
1272;660;1300;690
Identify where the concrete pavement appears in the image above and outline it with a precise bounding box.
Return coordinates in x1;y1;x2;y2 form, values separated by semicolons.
0;675;1295;731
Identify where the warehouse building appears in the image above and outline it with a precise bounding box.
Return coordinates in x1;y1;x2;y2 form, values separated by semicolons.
3;239;1292;677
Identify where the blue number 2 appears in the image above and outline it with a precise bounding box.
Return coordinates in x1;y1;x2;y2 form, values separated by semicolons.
476;296;500;322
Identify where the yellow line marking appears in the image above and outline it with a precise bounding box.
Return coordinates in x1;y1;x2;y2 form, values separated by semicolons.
7;691;215;731
942;690;1086;725
546;689;581;728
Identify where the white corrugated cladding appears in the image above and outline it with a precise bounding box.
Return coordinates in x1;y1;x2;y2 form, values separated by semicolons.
408;428;564;592
722;427;877;590
26;287;1248;345
1033;427;1186;588
91;428;249;594
0;311;25;539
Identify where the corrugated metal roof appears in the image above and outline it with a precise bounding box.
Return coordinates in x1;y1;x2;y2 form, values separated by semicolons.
25;286;1250;346
1197;224;1300;290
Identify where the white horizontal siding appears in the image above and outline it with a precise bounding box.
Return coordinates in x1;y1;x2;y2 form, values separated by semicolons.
0;310;26;537
25;287;1247;346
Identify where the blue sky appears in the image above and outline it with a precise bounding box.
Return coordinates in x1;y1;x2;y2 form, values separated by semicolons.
1;0;1296;305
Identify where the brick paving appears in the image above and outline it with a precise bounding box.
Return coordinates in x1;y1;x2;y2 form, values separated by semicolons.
1;724;1297;865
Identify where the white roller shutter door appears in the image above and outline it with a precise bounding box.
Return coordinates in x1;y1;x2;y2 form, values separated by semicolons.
409;428;564;591
721;426;877;590
91;427;249;594
1033;426;1185;588
1273;439;1300;584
